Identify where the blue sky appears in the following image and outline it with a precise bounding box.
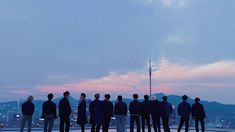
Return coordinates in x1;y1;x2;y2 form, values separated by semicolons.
0;0;235;104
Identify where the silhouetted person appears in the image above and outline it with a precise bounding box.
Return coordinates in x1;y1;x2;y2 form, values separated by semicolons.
59;91;72;132
89;93;104;132
177;95;191;132
192;97;206;132
77;93;88;132
103;94;114;132
114;95;127;132
141;95;151;132
20;95;35;132
161;96;173;132
151;96;161;132
129;94;141;132
41;93;57;132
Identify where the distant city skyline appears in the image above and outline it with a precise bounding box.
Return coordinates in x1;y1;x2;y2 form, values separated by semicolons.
0;0;235;104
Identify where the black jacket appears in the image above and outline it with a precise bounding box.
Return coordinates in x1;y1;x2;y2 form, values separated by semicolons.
192;102;206;119
114;101;127;116
141;100;152;116
22;101;35;116
77;100;87;124
89;99;105;124
42;100;57;118
103;100;114;118
151;100;161;117
129;100;142;116
59;97;71;118
161;101;173;117
178;101;191;116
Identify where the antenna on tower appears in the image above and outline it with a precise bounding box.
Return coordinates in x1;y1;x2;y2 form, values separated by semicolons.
149;58;152;97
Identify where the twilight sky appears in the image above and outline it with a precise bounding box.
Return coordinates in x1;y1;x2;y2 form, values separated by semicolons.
0;0;235;104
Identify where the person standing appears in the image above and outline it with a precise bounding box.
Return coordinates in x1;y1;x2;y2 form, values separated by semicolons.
129;94;142;132
41;93;57;132
89;93;104;132
77;93;88;132
177;95;191;132
161;96;173;132
20;95;35;132
59;91;72;132
103;94;114;132
192;97;206;132
141;95;152;132
114;95;127;132
151;96;161;132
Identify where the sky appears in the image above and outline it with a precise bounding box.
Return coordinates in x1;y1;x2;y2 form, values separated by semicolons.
0;0;235;104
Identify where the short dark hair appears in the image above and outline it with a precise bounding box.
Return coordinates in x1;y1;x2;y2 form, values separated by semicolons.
117;95;122;101
162;96;167;101
144;95;149;100
48;93;53;100
133;94;138;99
81;93;86;99
182;95;188;101
195;97;200;102
105;94;111;100
95;93;100;99
63;91;70;97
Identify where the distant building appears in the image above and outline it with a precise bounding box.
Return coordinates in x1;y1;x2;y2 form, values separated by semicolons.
7;111;19;125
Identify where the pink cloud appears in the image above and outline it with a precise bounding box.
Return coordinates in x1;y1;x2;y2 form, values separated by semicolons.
40;72;151;95
154;58;235;80
37;58;235;103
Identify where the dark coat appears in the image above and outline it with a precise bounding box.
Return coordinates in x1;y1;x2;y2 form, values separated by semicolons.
141;100;152;116
77;100;87;124
22;101;35;116
59;97;72;118
151;100;161;117
129;100;142;116
89;99;104;124
103;100;114;118
114;101;127;116
178;101;191;116
161;101;173;117
42;100;57;118
192;102;206;119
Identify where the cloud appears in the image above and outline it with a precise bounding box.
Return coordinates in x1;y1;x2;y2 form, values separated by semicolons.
154;58;235;80
137;0;190;9
161;31;192;45
39;72;150;95
2;58;234;103
160;0;190;9
1;58;235;103
37;58;235;103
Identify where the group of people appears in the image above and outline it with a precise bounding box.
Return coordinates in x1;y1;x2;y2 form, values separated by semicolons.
20;91;206;132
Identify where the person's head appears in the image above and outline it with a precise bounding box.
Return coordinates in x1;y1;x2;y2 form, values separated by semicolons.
195;97;200;103
104;94;111;100
182;95;188;101
162;96;167;101
144;95;149;100
47;93;53;100
151;96;157;101
117;95;122;102
63;91;70;98
80;93;86;100
133;94;138;100
27;95;34;102
94;93;100;100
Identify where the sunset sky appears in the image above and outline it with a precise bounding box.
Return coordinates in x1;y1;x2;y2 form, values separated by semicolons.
0;0;235;104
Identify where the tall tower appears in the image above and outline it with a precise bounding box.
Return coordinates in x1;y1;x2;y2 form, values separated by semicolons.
149;59;152;97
